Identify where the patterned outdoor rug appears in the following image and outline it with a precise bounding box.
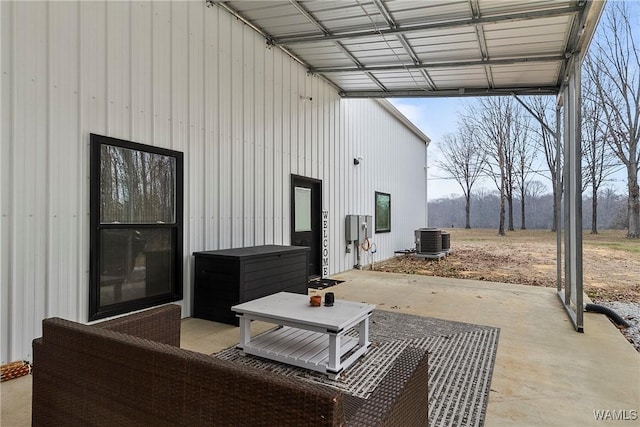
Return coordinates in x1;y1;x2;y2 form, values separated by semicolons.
215;310;500;427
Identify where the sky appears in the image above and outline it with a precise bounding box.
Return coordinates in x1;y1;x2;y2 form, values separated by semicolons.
390;96;629;200
389;97;568;200
388;2;638;201
389;98;469;199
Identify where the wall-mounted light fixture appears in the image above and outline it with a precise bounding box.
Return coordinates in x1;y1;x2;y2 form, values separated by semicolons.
354;156;363;165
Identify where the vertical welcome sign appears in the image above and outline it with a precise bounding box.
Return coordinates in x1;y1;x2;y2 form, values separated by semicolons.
322;210;329;278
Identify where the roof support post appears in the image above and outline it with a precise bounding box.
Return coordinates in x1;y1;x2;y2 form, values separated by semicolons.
555;103;562;299
558;56;584;332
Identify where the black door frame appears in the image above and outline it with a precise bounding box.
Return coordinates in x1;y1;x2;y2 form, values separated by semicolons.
290;174;322;278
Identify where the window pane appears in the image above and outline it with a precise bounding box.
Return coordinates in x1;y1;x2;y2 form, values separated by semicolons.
376;192;391;232
99;228;175;307
100;145;176;224
295;187;312;232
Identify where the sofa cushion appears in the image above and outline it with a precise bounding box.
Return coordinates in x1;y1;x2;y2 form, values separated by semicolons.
34;317;345;426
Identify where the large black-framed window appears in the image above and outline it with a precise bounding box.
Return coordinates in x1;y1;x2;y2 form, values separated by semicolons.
89;134;183;321
375;191;391;233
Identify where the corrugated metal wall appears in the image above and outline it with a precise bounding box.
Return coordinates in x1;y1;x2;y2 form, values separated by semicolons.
0;1;427;363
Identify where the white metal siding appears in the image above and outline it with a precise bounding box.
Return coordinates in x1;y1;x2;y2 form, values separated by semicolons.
0;0;427;363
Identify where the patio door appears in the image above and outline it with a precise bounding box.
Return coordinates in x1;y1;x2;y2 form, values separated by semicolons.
291;175;322;278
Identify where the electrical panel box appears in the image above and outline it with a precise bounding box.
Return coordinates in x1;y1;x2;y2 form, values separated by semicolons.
345;215;359;241
359;215;372;240
346;215;372;242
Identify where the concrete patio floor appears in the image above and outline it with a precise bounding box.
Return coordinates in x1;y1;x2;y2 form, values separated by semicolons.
2;270;639;426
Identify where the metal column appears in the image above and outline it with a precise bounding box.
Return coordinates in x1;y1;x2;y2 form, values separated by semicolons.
555;103;563;297
558;57;584;332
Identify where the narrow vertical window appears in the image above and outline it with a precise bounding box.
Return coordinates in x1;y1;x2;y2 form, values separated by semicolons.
375;192;391;233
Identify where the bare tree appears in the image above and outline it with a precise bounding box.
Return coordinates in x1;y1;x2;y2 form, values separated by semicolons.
584;2;640;238
469;97;513;236
487;98;528;232
527;96;562;232
513;112;535;229
582;81;620;234
526;180;548;200
503;104;517;232
436;122;486;228
600;187;626;229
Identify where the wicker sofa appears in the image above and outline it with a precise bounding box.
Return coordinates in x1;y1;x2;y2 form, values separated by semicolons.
32;304;429;426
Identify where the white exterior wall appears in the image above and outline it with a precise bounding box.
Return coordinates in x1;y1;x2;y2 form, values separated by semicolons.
0;1;428;363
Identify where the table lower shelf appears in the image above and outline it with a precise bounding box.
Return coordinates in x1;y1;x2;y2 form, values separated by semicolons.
238;326;368;379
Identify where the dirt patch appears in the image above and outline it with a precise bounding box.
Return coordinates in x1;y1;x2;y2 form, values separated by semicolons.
376;229;640;303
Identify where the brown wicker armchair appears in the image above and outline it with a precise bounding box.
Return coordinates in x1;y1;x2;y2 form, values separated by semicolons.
32;304;428;426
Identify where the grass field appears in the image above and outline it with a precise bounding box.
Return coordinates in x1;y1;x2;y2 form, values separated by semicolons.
377;228;640;302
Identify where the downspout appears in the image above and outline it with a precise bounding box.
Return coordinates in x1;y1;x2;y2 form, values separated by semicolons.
425;143;429;226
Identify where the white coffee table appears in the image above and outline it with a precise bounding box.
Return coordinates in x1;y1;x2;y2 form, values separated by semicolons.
231;292;375;379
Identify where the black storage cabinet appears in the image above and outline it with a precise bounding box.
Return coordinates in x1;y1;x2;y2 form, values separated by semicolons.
193;245;310;325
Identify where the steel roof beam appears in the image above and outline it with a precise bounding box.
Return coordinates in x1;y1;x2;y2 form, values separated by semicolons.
274;6;582;45
311;55;564;74
371;0;395;29
210;1;346;94
363;72;388;92
468;0;494;89
371;0;437;91
288;0;388;92
399;35;437;90
340;86;559;98
288;0;328;35
556;0;602;91
213;2;308;68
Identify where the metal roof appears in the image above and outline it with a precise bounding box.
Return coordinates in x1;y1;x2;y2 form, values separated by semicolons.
210;0;605;98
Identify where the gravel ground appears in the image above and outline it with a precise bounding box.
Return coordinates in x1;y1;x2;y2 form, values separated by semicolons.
595;301;640;352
